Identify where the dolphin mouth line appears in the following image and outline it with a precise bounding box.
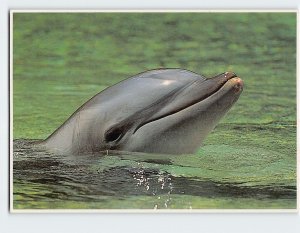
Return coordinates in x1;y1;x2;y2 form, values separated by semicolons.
134;74;238;133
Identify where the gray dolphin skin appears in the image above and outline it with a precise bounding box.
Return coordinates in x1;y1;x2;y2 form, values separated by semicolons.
43;68;243;155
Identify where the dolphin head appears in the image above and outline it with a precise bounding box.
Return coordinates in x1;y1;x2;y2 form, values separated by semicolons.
44;69;243;155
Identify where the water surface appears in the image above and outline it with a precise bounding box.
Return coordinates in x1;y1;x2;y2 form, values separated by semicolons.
13;139;296;209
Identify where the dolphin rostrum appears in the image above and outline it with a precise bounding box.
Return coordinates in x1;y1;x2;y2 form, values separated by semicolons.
42;68;243;155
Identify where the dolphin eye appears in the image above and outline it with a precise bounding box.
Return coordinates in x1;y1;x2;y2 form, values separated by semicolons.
105;128;123;142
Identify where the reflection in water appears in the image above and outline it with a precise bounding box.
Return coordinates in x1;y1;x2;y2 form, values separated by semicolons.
13;139;296;209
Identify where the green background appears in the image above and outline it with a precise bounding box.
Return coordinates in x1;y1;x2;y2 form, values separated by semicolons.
13;13;297;209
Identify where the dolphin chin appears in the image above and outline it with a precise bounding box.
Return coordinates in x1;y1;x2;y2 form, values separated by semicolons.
42;68;243;155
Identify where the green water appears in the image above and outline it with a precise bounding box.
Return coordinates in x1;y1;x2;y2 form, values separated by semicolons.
13;12;296;209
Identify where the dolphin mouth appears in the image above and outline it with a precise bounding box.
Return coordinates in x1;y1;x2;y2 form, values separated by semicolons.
133;72;243;133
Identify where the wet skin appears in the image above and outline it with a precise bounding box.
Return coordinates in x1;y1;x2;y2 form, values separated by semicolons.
42;69;243;155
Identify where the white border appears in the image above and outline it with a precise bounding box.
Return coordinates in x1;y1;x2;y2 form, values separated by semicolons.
9;9;299;214
9;9;299;12
9;8;13;215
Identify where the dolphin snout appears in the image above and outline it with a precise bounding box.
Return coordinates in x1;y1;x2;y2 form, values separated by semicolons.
230;77;244;93
224;71;237;79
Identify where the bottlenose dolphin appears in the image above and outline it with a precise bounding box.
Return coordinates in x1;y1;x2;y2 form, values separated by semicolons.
42;68;243;155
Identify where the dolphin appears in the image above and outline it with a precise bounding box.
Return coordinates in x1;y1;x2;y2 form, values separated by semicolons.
42;68;243;155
